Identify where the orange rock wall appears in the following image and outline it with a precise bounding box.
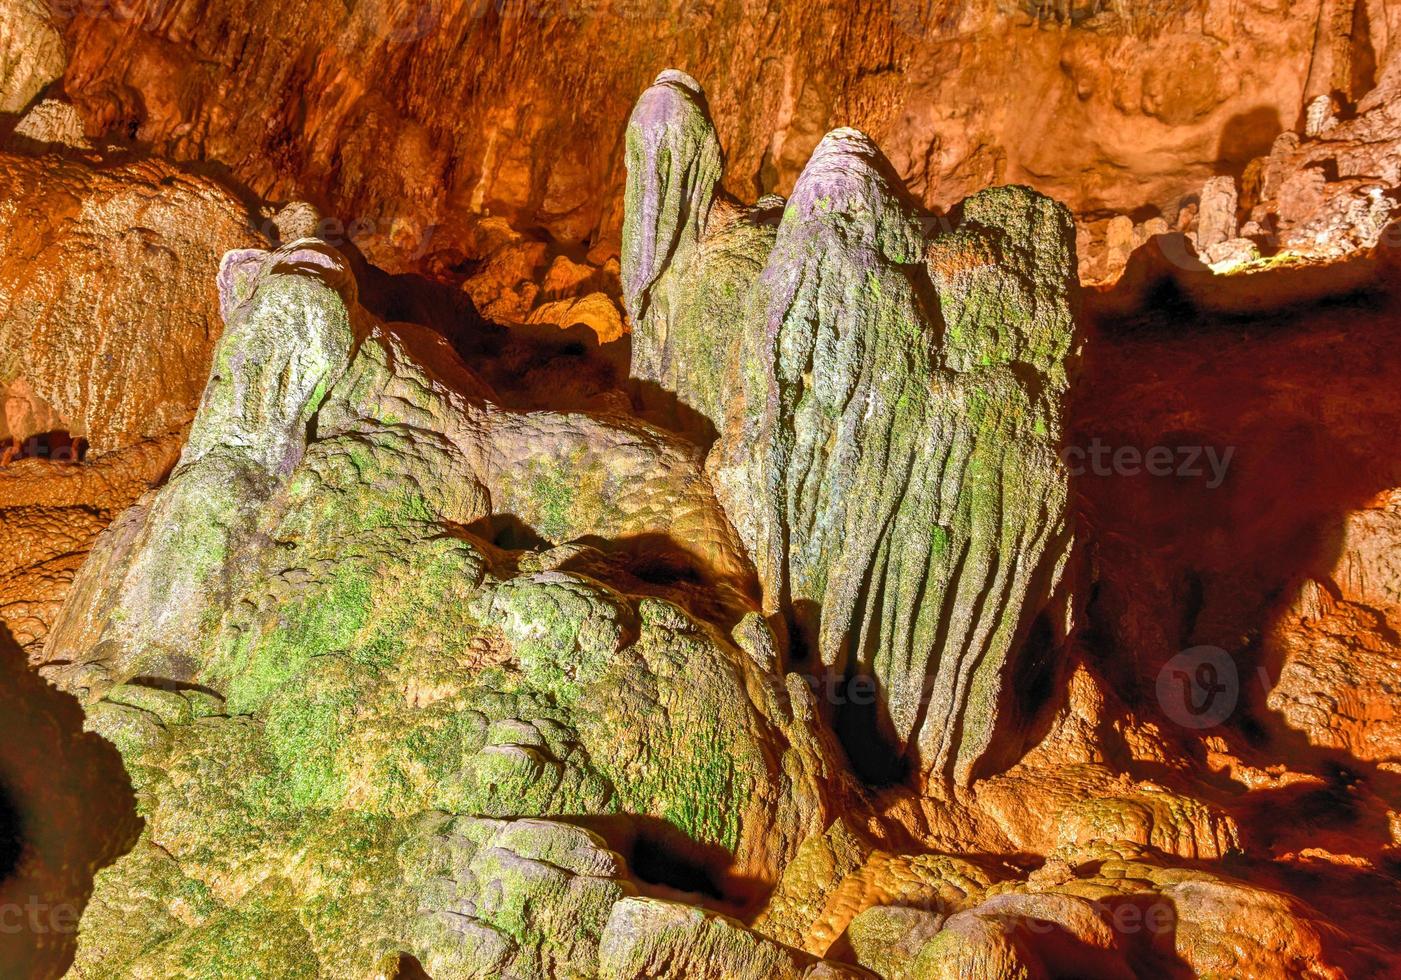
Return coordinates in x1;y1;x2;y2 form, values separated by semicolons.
49;0;1401;269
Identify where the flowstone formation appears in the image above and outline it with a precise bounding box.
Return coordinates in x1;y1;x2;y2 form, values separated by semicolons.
626;71;1077;787
39;236;861;977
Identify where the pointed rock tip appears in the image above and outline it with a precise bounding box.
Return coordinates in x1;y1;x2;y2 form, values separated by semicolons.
218;239;358;320
785;127;924;260
631;68;714;135
651;68;705;97
789;128;901;212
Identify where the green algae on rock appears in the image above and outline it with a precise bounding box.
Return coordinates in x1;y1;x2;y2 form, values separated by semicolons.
623;72;1081;788
39;232;856;977
622;69;778;440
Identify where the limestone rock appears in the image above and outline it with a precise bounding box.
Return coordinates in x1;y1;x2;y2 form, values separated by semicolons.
890;846;1386;980
0;436;180;656
623;70;775;437
1052;788;1241;860
45;0;1361;268
42;242;361;690
839;905;946;979
0;152;260;657
10;98;88;149
0;152;265;453
627;73;1080;787
43;236;846;975
1267;490;1401;762
526;292;626;344
267;201;323;243
1196;175;1238;249
1305;93;1338;138
599;897;870;980
0;0;64;114
16;55;1401;980
1238;61;1401;261
400;815;635;979
755;817;994;960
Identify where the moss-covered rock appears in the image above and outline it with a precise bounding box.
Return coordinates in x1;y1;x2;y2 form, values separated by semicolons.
43;233;842;976
622;70;778;438
599;897;871;980
625;73;1081;788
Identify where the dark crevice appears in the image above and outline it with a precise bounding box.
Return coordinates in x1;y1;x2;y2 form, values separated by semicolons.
1;431;87;464
0;783;20;881
388;952;431;979
625;552;703;586
629;832;725;901
832;672;909;788
465;513;551;552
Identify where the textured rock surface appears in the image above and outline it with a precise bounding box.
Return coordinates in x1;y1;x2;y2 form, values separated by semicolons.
0;151;262;660
599;897;870;979
0;437;181;656
0;0;64;114
10;98;90;149
4;32;1401;980
1241;53;1401;261
891;843;1385;980
35;0;1392;269
629;72;1079;787
38;236;849;976
1267;491;1401;761
756;827;1388;978
0;152;264;452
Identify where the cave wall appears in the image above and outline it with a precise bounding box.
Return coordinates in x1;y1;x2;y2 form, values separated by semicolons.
42;0;1401;270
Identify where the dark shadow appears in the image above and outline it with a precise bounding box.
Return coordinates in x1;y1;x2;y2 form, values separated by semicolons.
1002;895;1185;979
561;813;770;917
1090;230;1385;323
387;952;431;979
1349;0;1378;105
970;607;1069;783
464;513;551;552
565;531;758;632
324;231;640;418
628;378;719;450
0;784;19;881
0;431;87;465
1215;106;1283;176
832;673;910;788
1072;245;1401;954
0;623;141;978
629;831;726;901
1099;894;1188;979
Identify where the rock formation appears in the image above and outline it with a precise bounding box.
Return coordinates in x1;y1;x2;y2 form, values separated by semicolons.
627;72;1078;788
33;225;862;975
26;0;1384;268
2;7;1401;977
0;151;264;658
0;0;64;115
0;153;264;453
